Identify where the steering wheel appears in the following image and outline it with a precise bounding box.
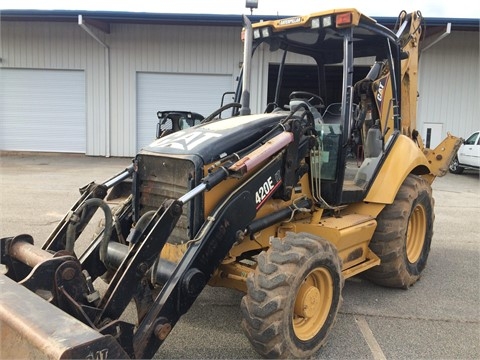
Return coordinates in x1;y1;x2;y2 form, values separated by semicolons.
289;91;325;109
264;102;282;113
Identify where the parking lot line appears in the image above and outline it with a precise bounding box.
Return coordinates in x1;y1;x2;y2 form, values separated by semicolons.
355;315;387;360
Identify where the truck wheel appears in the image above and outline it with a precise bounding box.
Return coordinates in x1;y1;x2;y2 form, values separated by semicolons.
365;174;434;289
241;232;343;359
448;156;464;174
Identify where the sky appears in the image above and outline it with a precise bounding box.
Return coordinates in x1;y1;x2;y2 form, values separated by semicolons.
0;0;479;19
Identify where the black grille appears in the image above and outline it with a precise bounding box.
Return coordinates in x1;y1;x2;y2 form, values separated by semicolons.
136;154;196;244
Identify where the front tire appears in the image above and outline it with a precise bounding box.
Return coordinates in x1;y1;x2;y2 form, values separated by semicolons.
365;174;434;289
449;156;464;174
241;232;343;359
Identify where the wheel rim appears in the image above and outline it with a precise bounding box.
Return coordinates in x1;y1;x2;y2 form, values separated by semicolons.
406;204;427;263
449;157;458;171
293;267;333;341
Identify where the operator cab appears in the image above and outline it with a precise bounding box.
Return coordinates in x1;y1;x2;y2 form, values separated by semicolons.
237;10;405;206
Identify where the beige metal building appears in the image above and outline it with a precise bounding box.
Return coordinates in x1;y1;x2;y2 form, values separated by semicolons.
1;10;478;157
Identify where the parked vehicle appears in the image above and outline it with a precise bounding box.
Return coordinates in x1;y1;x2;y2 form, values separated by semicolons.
156;111;204;139
449;131;480;174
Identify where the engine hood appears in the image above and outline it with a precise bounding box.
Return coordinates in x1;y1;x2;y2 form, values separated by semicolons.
140;113;287;164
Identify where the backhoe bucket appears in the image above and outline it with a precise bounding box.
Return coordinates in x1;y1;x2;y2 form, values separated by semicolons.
0;275;129;360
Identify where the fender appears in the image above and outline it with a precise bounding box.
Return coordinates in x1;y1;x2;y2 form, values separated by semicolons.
364;134;430;204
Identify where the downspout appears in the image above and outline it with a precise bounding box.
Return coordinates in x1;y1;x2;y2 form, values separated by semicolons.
78;15;111;157
421;23;451;52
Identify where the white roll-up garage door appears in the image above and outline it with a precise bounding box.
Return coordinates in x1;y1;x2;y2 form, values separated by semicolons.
136;72;233;151
0;69;86;153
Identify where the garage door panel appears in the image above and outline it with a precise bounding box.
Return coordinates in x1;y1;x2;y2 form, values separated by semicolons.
136;72;233;151
0;69;86;153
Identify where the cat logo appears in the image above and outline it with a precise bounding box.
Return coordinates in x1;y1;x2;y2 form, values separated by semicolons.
375;76;389;112
86;349;109;360
152;131;222;151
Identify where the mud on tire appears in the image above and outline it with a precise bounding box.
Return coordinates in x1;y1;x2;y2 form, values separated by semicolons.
240;232;343;359
365;174;434;289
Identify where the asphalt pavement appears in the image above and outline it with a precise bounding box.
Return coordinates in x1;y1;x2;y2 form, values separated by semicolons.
0;152;479;359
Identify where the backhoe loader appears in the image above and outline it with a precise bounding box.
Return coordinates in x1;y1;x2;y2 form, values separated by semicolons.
0;8;461;359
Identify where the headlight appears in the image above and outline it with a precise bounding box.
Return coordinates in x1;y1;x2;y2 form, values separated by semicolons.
253;27;271;39
261;27;271;38
322;16;333;28
311;17;320;29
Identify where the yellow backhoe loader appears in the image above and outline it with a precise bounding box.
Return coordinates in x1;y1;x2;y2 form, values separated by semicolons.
0;8;461;359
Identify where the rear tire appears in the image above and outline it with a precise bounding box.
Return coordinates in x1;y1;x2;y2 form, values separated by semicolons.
365;174;434;288
449;156;464;174
241;232;343;358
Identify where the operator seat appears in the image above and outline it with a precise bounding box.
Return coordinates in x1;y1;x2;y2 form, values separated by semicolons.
353;61;384;155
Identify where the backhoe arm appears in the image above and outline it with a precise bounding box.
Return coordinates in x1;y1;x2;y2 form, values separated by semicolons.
397;10;423;138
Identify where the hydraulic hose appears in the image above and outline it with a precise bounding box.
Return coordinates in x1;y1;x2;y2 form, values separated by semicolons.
66;198;113;263
125;210;157;245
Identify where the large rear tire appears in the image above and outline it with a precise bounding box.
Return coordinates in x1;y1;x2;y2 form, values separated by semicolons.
365;174;434;288
241;232;343;359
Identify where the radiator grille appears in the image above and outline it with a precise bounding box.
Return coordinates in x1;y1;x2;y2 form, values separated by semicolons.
136;154;196;244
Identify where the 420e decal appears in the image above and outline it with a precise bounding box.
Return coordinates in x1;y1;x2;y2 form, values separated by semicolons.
255;175;281;209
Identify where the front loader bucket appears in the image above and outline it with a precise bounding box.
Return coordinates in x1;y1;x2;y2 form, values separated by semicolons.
0;275;129;360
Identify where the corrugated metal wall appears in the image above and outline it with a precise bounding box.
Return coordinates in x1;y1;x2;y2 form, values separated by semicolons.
108;24;242;156
0;21;242;156
1;21;108;155
1;19;478;156
418;31;479;139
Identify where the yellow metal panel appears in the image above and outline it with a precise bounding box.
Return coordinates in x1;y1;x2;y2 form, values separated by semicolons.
364;135;429;204
278;214;377;271
252;9;366;31
343;202;386;218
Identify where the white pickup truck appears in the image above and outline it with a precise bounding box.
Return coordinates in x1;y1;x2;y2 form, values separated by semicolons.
449;130;480;174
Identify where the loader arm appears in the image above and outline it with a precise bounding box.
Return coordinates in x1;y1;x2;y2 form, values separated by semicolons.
0;116;315;359
101;117;314;358
42;164;135;253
